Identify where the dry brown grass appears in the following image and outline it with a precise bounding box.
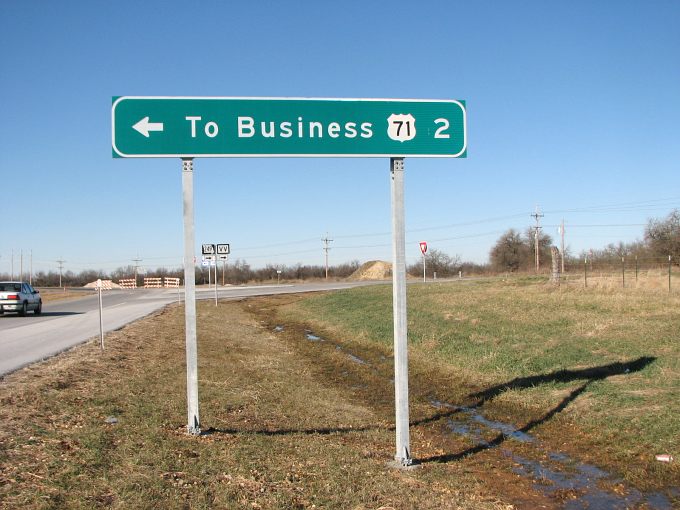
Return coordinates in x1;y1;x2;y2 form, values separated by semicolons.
39;289;91;303
0;300;512;510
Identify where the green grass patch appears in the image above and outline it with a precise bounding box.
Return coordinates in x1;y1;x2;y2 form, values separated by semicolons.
283;279;680;484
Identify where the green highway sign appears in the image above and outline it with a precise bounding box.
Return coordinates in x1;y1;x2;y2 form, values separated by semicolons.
112;97;466;158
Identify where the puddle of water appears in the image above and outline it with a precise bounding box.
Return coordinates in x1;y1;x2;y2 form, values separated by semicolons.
431;400;673;510
462;406;534;443
507;451;673;510
432;400;533;443
446;418;491;447
347;353;368;365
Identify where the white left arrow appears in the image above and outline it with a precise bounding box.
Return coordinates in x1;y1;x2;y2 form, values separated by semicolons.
132;117;164;138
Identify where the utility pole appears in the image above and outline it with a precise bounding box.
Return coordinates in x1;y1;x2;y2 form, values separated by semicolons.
30;250;33;285
322;233;333;280
20;249;23;282
560;219;565;274
11;249;14;280
56;259;66;289
531;205;544;272
132;256;143;287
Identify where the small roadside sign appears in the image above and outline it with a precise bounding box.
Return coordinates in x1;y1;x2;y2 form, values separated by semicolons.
202;254;215;262
202;244;216;255
217;244;230;255
419;241;428;255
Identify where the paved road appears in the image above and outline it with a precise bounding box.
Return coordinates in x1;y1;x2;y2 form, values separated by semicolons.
0;281;383;376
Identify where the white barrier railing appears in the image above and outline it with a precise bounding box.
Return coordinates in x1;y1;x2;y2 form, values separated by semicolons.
118;279;137;289
144;277;163;289
164;277;181;288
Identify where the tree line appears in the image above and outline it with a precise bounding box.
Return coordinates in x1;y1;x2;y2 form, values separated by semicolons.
0;261;364;288
3;210;676;286
489;209;679;272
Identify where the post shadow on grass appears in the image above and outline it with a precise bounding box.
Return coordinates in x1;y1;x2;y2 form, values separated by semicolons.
201;424;390;437
200;406;463;438
199;356;656;458
420;356;656;464
468;356;656;406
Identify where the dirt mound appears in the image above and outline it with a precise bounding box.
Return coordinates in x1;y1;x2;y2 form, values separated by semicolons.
348;260;392;281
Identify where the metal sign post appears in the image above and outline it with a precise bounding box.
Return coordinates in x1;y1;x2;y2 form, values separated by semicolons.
96;279;105;351
391;157;412;466
182;158;200;435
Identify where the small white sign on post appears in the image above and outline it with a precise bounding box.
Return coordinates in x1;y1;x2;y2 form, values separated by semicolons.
419;241;428;283
217;244;230;261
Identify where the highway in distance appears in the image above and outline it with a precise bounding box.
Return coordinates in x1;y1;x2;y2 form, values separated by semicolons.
0;281;381;377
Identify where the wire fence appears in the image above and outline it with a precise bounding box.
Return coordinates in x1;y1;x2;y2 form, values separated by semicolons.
561;255;676;293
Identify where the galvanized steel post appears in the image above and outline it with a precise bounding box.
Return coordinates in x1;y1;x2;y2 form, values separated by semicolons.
182;158;200;435
391;157;412;466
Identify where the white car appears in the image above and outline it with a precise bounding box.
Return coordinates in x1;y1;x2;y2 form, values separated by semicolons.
0;281;42;316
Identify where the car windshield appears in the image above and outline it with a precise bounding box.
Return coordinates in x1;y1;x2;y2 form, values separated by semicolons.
0;283;22;292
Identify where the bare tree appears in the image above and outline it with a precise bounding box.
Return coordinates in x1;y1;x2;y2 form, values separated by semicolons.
645;209;680;263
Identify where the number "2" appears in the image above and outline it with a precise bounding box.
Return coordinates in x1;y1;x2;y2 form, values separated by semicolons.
434;118;450;139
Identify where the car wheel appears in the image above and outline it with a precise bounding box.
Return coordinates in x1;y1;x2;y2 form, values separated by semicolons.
19;302;28;316
34;301;42;315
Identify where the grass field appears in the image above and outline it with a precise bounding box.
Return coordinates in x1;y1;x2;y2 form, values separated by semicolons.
1;277;678;508
282;278;679;490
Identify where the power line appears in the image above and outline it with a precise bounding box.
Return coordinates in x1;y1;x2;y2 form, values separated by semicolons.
16;197;679;272
56;258;66;289
132;256;142;285
321;233;333;280
531;205;544;272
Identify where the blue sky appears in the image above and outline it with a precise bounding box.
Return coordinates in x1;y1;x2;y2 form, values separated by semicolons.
1;0;678;275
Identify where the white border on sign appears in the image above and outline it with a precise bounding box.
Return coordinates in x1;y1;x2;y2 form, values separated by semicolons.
111;96;467;159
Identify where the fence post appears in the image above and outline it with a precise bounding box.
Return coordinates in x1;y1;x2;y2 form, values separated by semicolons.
584;257;588;288
669;255;672;293
635;255;638;282
622;257;625;288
